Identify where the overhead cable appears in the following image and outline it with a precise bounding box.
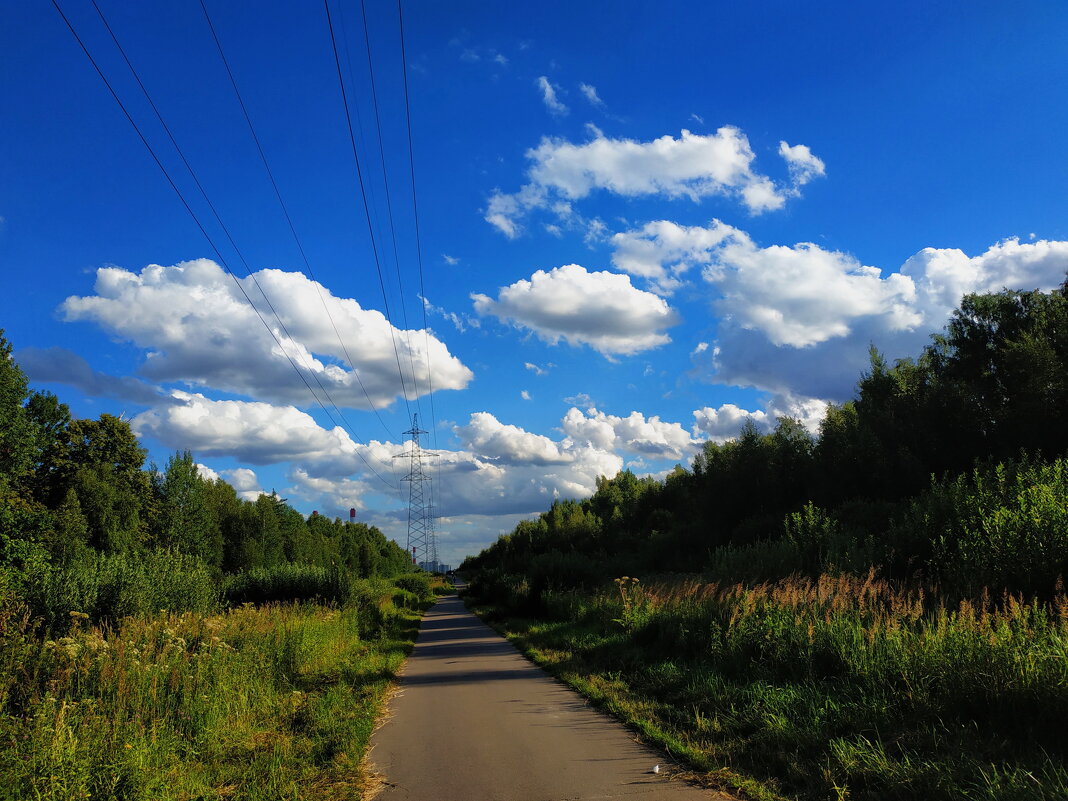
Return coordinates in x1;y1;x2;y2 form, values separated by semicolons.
52;0;397;489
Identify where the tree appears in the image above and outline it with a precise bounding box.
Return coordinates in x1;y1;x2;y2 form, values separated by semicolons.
32;414;153;553
0;331;34;490
158;450;221;567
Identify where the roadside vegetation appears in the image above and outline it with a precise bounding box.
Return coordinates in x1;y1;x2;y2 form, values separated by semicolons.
463;283;1068;801
0;329;443;798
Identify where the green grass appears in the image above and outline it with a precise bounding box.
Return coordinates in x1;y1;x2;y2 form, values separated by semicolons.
0;576;435;800
468;572;1068;801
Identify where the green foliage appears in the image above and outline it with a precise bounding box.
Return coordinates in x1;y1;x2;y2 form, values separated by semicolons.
224;563;353;607
899;457;1068;596
0;331;34;491
156;450;222;568
488;574;1068;801
18;549;219;631
0;592;424;800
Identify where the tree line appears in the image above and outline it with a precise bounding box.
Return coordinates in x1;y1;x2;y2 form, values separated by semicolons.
464;283;1068;601
0;330;415;623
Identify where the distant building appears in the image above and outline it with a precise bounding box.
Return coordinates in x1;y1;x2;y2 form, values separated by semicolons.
418;561;451;574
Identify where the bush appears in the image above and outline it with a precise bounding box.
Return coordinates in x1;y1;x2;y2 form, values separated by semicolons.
896;456;1068;596
22;550;219;631
392;572;434;604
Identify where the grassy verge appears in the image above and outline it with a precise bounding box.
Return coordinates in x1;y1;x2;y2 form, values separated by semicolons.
0;576;437;800
466;572;1068;801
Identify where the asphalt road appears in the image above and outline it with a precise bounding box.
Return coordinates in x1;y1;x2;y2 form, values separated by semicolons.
369;589;731;801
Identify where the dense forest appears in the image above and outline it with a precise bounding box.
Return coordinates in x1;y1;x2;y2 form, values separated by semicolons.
0;327;419;626
465;284;1068;600
462;283;1068;801
0;330;439;799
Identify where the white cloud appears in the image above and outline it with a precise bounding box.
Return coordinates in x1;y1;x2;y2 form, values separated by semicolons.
472;264;680;355
562;407;699;460
691;393;830;443
195;463;220;482
195;463;266;502
524;361;551;376
579;82;603;106
649;226;1068;400
484;127;822;237
521;390;531;400
61;260;472;409
778;141;826;188
536;76;568;116
440;412;624;517
221;467;267;502
611;219;739;295
692;403;769;443
455;411;573;465
132;391;368;472
422;295;477;332
563;392;593;408
286;467;367;511
707;236;919;348
442;254;459;265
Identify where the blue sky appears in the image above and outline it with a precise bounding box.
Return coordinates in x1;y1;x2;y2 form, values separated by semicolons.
3;1;1068;565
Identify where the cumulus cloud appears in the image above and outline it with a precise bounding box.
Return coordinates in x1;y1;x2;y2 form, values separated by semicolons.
611;219;739;295
195;463;220;482
691;403;768;443
221;467;267;501
691;393;829;443
484;127;823;237
441;412;623;516
536;76;568;115
455;411;573;465
286;467;368;511
16;346;168;405
561;407;699;460
130;390;643;521
60;259;472;409
472;264;680;355
778;141;826;188
131;391;369;472
637;223;1068;399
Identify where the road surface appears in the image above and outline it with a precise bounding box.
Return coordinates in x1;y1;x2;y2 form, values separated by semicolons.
369;589;731;800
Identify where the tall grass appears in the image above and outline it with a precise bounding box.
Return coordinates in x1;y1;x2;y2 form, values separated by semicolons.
477;572;1068;800
16;549;219;632
0;576;429;800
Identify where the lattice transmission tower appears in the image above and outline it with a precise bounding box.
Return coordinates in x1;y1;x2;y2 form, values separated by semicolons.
394;414;436;568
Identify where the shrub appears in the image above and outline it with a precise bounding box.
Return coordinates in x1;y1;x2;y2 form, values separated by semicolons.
22;550;218;632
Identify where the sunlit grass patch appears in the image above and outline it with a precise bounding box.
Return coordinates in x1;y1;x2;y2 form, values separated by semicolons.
0;578;430;800
471;572;1068;801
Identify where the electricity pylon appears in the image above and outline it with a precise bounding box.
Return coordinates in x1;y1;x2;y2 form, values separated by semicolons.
394;414;436;568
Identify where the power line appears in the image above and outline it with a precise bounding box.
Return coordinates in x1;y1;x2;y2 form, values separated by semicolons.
91;0;398;485
397;0;445;526
51;0;397;490
195;0;398;444
89;0;396;477
323;0;415;419
357;0;424;407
